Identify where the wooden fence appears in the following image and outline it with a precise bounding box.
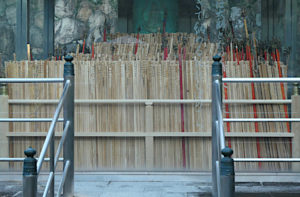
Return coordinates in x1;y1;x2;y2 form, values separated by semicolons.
2;58;293;171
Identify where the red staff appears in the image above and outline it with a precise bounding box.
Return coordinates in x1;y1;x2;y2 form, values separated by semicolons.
134;27;141;55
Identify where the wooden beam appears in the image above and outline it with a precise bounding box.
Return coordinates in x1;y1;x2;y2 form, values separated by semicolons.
145;104;154;169
292;95;300;170
0;95;9;170
6;132;294;138
7;99;292;105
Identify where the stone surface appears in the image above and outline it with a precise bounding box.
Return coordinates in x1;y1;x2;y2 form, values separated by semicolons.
230;7;244;40
100;0;113;15
55;0;76;19
55;17;85;45
0;0;117;60
5;5;16;25
77;2;93;22
1;173;300;197
30;26;43;48
5;0;16;7
0;0;6;17
34;12;44;29
0;24;14;56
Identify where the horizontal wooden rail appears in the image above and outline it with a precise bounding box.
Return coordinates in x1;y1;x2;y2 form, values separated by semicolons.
8;99;292;104
6;132;294;138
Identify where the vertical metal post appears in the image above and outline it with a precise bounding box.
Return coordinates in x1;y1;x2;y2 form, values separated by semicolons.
23;147;37;197
63;55;75;197
16;0;30;60
50;129;55;196
211;55;222;197
43;0;55;59
220;147;235;197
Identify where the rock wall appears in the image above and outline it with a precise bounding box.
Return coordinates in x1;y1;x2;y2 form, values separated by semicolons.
55;0;117;53
194;0;261;43
0;0;16;70
0;0;117;68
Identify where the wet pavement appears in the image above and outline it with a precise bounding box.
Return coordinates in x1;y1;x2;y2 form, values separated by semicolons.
0;172;300;196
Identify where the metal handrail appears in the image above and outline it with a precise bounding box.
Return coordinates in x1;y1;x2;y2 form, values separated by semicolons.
56;160;71;197
0;118;64;122
43;172;54;197
4;56;76;197
0;78;64;83
234;158;300;162
54;121;70;169
223;77;300;83
37;80;70;174
224;118;300;122
215;80;225;151
0;158;63;162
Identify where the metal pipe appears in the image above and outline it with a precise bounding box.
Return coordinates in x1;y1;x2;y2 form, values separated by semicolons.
0;118;64;122
7;99;293;105
224;118;300;122
50;127;55;196
215;81;225;151
37;80;70;174
42;172;54;197
56;160;70;197
215;121;221;161
216;161;221;197
0;78;64;83
223;77;300;83
63;55;75;197
54;121;70;169
211;55;222;197
0;157;63;162
220;148;235;197
23;147;37;197
234;158;300;162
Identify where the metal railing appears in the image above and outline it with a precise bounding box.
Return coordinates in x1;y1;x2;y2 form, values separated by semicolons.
0;55;74;197
211;55;300;197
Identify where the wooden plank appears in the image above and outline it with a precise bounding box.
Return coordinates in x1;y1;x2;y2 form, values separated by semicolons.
0;95;9;170
145;104;154;169
6;132;295;138
292;95;300;171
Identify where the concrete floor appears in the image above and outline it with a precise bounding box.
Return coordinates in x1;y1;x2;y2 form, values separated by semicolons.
1;172;300;196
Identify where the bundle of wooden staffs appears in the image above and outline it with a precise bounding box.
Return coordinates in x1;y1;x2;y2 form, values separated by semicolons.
5;49;291;171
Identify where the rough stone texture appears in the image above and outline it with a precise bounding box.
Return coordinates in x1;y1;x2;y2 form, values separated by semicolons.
5;5;16;26
77;1;93;22
0;0;6;17
55;0;76;19
0;0;263;64
230;7;245;40
228;0;262;40
30;26;43;48
0;0;118;66
34;12;44;29
5;0;16;7
55;17;85;45
0;24;14;59
194;0;261;43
